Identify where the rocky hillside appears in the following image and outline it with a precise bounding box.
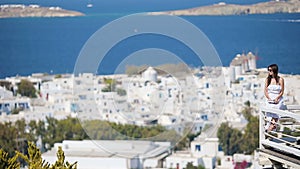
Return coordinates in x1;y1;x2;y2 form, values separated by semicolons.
0;4;84;18
149;0;300;16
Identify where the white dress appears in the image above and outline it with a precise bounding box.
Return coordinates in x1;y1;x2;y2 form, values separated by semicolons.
265;84;285;121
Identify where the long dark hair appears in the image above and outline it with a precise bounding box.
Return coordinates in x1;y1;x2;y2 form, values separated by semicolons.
267;64;280;86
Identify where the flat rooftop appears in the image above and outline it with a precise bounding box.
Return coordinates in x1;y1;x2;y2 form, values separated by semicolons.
43;140;171;159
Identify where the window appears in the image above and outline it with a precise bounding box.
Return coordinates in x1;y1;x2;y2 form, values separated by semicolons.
195;145;201;151
227;157;231;161
79;95;86;100
218;145;223;151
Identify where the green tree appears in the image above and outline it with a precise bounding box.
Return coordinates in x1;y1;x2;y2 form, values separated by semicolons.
218;106;259;155
116;88;127;96
175;130;201;151
11;108;22;115
54;74;62;78
217;123;243;155
185;162;205;169
217;122;231;155
244;100;251;107
241;103;252;122
0;149;20;169
28;120;47;151
42;117;88;151
17;142;50;169
51;146;77;169
17;79;37;98
101;78;116;92
241;109;259;154
228;129;243;155
0;142;77;169
43;117;60;150
57;117;88;140
1;117;183;159
81;120;181;144
0;122;18;157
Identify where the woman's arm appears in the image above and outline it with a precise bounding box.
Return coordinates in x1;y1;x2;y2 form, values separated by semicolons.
275;77;284;103
264;78;271;100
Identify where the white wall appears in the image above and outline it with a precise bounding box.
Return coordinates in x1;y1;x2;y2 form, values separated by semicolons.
191;138;219;157
166;155;201;169
42;156;129;169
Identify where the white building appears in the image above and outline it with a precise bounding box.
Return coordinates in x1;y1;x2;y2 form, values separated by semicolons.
0;86;13;99
5;75;43;91
247;52;257;70
0;97;31;116
142;66;158;82
166;135;222;169
42;140;171;169
229;52;257;82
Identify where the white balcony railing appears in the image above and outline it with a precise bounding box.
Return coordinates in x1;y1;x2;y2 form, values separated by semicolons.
259;105;300;168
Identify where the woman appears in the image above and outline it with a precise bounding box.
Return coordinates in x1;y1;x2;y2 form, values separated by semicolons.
264;64;285;131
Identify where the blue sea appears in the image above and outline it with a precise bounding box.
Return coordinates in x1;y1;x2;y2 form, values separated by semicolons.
0;0;299;78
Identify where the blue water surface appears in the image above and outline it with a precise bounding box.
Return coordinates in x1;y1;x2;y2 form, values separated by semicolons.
0;0;299;77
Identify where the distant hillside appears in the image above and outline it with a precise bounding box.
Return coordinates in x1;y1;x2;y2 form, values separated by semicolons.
148;0;300;16
0;4;84;18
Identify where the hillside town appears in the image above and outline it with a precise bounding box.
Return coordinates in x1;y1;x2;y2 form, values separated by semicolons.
0;52;300;169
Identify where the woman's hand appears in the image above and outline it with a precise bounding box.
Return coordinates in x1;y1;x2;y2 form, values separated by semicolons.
274;98;279;104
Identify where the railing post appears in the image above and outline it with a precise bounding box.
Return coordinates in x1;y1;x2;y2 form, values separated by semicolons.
259;108;265;150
